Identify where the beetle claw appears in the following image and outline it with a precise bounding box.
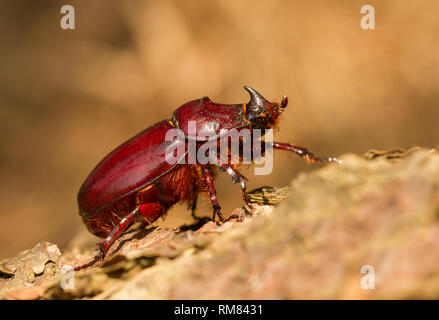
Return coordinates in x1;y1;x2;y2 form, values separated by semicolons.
212;205;225;223
73;250;104;271
244;198;254;211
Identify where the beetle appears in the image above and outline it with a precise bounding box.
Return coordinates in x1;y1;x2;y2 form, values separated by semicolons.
75;86;339;270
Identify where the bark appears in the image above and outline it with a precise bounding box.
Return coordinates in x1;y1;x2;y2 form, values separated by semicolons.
1;147;439;299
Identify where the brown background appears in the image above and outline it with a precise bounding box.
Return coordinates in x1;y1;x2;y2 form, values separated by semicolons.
0;0;438;260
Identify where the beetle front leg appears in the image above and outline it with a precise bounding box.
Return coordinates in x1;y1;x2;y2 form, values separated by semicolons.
268;142;341;164
217;163;253;210
202;166;224;222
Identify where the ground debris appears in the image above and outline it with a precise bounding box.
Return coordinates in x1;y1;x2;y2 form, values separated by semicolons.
0;241;61;298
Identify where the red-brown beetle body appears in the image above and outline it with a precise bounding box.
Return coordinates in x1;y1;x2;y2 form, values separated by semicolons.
78;120;183;238
76;87;338;270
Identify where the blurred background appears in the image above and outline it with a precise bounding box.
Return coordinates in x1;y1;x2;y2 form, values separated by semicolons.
0;0;438;260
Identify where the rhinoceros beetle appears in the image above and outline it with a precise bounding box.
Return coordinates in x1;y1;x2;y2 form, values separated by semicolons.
75;86;339;270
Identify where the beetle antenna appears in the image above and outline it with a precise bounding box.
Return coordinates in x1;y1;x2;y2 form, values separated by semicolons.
280;95;288;109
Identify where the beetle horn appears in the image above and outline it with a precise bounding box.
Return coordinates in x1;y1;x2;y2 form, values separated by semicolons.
243;86;271;115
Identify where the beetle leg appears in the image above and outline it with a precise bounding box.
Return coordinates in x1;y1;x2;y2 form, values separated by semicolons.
268;142;341;164
73;251;104;271
188;195;201;220
217;163;253;211
202;166;224;222
98;207;139;256
74;207;139;271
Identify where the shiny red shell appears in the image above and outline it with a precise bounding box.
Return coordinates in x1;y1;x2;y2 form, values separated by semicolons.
172;96;246;140
78;95;249;238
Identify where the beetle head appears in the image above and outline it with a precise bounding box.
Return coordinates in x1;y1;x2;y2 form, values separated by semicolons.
243;86;288;129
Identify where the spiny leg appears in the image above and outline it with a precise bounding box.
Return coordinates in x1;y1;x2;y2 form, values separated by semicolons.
74;206;139;271
217;163;253;210
186;194;211;226
202;166;224;222
269;142;341;164
188;194;200;220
